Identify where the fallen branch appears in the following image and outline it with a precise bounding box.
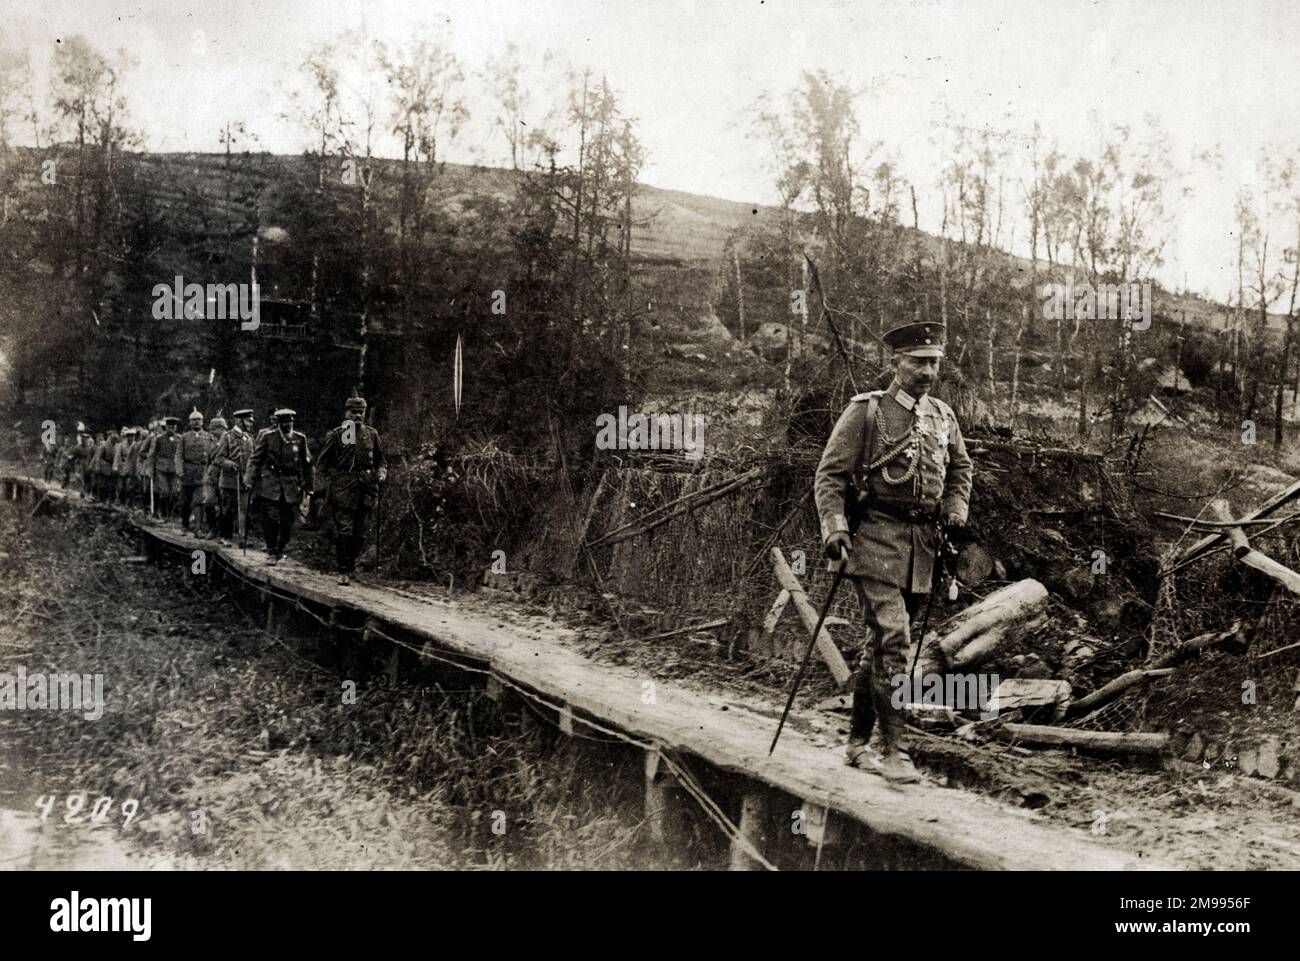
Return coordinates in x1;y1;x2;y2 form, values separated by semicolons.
633;617;730;644
585;467;763;550
966;439;1104;461
1177;477;1300;565
1205;498;1250;558
1064;668;1175;719
1151;511;1282;529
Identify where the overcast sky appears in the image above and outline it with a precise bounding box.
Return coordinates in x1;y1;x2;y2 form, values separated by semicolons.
9;0;1300;300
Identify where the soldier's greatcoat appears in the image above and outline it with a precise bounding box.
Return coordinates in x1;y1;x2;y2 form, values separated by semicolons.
814;381;973;592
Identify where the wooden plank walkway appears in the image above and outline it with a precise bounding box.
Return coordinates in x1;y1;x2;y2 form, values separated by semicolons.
1;472;1169;869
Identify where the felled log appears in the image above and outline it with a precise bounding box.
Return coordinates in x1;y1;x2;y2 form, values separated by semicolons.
1001;723;1169;756
769;548;852;687
913;579;1049;675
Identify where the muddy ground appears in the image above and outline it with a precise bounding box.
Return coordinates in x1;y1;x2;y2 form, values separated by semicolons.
0;506;693;871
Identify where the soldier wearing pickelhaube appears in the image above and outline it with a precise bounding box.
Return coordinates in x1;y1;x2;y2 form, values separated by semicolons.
245;408;312;565
814;320;973;784
314;395;387;585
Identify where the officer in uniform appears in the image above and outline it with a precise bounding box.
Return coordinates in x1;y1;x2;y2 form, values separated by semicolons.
314;395;387;585
175;409;213;534
213;409;255;545
245;408;312;565
147;416;182;519
814;321;973;784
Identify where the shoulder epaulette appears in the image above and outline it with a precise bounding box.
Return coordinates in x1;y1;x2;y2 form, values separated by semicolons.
849;390;884;403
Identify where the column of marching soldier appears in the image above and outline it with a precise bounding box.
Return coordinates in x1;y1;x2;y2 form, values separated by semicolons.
37;396;386;586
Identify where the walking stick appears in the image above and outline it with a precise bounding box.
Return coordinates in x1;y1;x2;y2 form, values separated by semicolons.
769;558;848;756
149;474;155;517
237;469;247;555
373;479;384;573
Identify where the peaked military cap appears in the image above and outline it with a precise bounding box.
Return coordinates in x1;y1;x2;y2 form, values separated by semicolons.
273;408;296;418
232;408;254;418
883;321;946;358
164;416;181;426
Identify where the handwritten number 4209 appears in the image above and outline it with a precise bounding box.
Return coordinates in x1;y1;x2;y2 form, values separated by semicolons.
36;794;139;827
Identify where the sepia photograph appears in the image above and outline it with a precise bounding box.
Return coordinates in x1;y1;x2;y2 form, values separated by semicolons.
0;0;1294;928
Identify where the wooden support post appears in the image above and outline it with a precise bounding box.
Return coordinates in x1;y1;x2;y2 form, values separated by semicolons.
485;674;504;703
644;747;681;848
769;548;852;687
559;703;575;736
800;801;842;849
728;789;770;871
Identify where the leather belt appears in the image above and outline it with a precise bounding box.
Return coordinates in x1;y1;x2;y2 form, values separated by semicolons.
871;500;939;524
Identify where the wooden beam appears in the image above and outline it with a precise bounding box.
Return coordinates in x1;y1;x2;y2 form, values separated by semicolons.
770;548;852;687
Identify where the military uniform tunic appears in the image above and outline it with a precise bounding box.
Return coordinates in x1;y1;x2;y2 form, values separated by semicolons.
814;382;972;592
813;379;973;751
314;421;386;573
